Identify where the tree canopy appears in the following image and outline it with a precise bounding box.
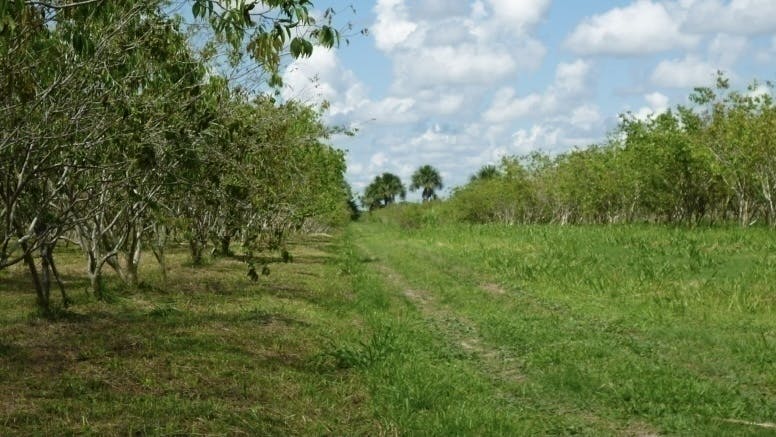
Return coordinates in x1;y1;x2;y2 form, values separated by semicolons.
362;173;406;211
410;165;443;202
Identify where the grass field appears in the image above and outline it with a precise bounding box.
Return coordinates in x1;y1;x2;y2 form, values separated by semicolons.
1;223;775;435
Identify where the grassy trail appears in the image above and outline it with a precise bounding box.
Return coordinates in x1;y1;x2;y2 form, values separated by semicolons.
349;221;776;436
353;241;633;435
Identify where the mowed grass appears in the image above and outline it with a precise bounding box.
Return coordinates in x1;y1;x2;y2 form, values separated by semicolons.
1;224;775;436
0;238;381;435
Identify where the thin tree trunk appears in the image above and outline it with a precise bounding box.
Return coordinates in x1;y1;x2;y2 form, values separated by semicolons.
21;242;47;311
220;235;231;257
125;235;141;287
151;223;167;282
189;239;204;265
47;249;69;307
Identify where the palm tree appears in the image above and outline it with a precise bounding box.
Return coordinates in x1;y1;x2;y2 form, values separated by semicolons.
363;172;406;210
410;165;443;202
469;164;499;182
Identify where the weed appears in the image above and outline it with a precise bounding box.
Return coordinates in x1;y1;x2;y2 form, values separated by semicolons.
315;327;397;369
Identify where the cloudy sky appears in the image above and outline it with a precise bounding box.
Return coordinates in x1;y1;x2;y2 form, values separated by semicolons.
280;0;776;199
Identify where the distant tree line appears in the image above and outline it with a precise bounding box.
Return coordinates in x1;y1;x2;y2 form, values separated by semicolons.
361;165;444;211
0;0;352;312
448;77;776;227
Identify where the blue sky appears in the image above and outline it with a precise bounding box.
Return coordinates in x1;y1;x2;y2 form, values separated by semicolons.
279;0;776;199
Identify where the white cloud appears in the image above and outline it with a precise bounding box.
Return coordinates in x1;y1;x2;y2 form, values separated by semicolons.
484;89;541;123
483;60;593;123
754;35;776;64
393;44;518;89
708;34;748;67
565;0;699;55
554;59;593;94
415;91;465;115
512;125;560;154
364;97;418;125
347;161;365;176
370;152;389;168
486;0;551;30
407;0;470;20
373;0;418;52
645;92;669;110
683;0;776;35
633;92;670;120
372;0;548;95
651;56;720;88
570;105;603;131
282;48;369;117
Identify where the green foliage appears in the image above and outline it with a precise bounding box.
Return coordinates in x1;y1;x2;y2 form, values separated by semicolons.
443;78;776;227
364;203;445;230
409;164;443;202
362;172;406;211
0;0;352;310
190;0;343;85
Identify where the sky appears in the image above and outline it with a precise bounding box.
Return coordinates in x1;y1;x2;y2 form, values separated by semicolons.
279;0;776;200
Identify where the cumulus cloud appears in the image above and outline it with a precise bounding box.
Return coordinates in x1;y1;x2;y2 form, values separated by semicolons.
392;44;518;89
754;36;776;63
633;92;670;120
372;0;418;52
554;59;593;94
683;0;776;35
565;0;698;55
373;0;548;95
483;60;593;123
282;48;368;114
651;56;720;88
486;0;552;30
512;125;560;154
406;0;470;20
708;34;749;66
570;105;603;131
483;89;542;123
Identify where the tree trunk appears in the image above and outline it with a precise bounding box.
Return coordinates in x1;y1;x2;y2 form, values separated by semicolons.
220;235;231;257
47;250;69;307
90;270;103;298
189;239;204;265
22;243;48;311
151;223;168;281
120;224;142;287
153;248;167;282
39;243;53;308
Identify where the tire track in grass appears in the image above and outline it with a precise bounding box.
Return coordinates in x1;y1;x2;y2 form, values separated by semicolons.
355;231;662;437
356;241;525;389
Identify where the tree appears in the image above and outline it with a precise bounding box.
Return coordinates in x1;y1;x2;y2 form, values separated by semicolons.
470;165;499;182
363;173;405;210
0;0;353;311
410;165;443;202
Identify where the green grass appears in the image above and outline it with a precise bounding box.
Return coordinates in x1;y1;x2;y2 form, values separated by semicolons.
1;224;775;435
350;221;776;436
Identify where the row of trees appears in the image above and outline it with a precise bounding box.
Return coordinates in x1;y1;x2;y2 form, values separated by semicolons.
1;1;351;311
361;165;443;210
449;77;776;227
